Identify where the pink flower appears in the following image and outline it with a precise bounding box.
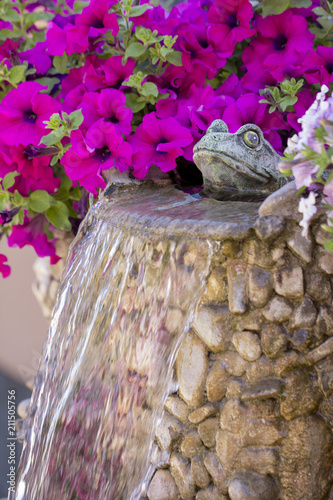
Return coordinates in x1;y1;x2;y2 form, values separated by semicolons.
61;120;132;194
243;11;314;82
19;42;52;75
8;215;59;262
0;82;62;146
0;254;10;278
130;112;193;178
81;89;133;136
100;56;135;89
176;24;217;79
76;0;119;38
46;22;90;56
303;47;333;87
222;93;289;151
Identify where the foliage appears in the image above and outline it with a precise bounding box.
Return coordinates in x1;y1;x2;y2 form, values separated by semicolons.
0;0;332;277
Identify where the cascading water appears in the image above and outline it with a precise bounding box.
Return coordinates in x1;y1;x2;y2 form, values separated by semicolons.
14;184;213;500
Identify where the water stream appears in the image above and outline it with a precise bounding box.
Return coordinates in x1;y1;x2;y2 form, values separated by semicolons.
14;187;212;499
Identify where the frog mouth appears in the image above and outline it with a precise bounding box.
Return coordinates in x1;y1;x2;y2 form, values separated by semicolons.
193;149;273;183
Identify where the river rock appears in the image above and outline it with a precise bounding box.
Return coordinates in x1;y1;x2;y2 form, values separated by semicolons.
202;267;227;304
238;446;279;476
189;403;220;424
164;395;189;423
206;361;228;401
318;248;333;274
287;227;313;263
305;270;332;302
228;470;280;500
248;266;273;307
193;307;233;353
258;179;300;220
244;240;274;269
232;331;262;362
290;297;317;329
226;378;246;398
305;337;333;365
262;296;293;323
170;453;196;499
155;412;183;452
181;432;203;459
220;398;246;434
191;456;211;489
260;324;287;359
254;215;285;242
246;356;275;382
273;265;304;299
218;352;249;376
196;485;228;500
203;452;229;494
316;305;333;337
241;377;285;402
198;417;219;448
147;470;178;500
227;260;248;314
176;332;208;407
216;429;241;471
315;354;333;396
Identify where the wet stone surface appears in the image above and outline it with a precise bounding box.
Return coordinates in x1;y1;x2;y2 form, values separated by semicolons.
148;184;333;500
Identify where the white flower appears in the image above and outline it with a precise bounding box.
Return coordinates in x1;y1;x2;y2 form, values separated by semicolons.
299;191;318;237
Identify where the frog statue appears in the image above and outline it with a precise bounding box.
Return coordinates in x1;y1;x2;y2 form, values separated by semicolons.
193;119;288;201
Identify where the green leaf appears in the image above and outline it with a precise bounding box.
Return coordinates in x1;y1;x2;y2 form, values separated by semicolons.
25;11;54;28
53;53;68;74
125;93;145;113
13;190;26;206
324;239;333;252
129;4;152;16
45;201;71;231
280;95;298;111
289;0;311;6
165;51;182;66
0;192;10;211
69;109;84;129
36;77;60;93
3;171;19;190
140;82;158;97
8;64;27;84
40;130;64;146
125;42;146;59
262;0;289;17
28;190;53;213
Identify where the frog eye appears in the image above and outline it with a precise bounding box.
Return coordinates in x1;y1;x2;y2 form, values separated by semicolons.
243;130;260;149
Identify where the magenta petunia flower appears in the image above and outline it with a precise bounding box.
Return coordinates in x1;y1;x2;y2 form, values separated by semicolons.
100;56;135;89
0;39;19;66
303;47;333;87
176;24;217;79
242;11;314;79
46;21;90;56
76;0;119;38
222;93;289;151
19;42;52;75
8;215;59;263
0;82;62;146
0;254;10;278
129;112;193;178
61;120;132;194
80;89;133;136
0;137;15;177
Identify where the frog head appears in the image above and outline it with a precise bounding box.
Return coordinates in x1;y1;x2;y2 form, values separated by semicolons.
193;119;287;200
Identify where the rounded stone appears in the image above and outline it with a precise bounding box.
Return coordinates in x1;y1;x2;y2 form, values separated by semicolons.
206;361;228;401
318;248;333;274
191;456;211;489
181;432;203;459
228;470;279;500
232;331;262;362
198;418;219;448
176;332;208;407
262;296;293;323
248;266;273;308
305;270;332;302
148;469;178;500
273;266;304;299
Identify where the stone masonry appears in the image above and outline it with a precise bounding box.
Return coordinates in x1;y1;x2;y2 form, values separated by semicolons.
147;182;333;500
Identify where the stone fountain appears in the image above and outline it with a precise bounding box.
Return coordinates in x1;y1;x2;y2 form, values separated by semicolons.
15;122;333;500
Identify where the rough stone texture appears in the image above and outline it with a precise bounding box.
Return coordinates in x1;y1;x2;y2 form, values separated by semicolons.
262;296;293;323
193;307;233;353
248;266;273;307
232;331;262;362
227;260;248;314
228;470;280;500
176;332;208;407
148;470;179;500
206;362;228;401
273;265;304;299
142;183;333;500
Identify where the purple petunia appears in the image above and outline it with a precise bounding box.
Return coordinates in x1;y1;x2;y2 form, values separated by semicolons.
61;120;132;194
129;112;193;178
80;89;133;136
0;254;10;278
303;46;333;87
0;82;62;146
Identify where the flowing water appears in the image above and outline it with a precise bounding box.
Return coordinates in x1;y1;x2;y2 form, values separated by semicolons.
14;188;212;500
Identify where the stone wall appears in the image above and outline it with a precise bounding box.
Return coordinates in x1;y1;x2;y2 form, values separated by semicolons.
147;183;333;500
